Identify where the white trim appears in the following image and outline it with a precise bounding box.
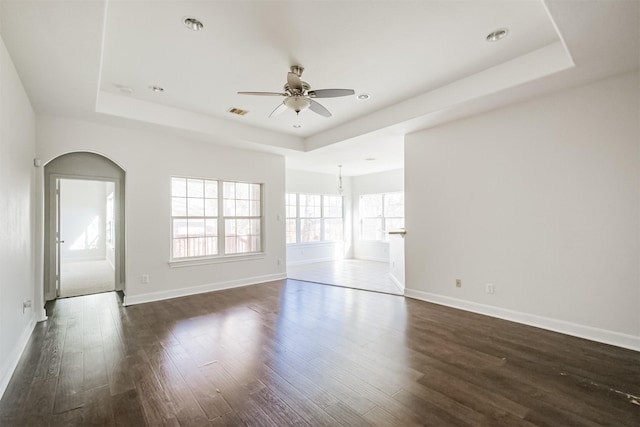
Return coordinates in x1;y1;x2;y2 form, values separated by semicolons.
404;289;640;352
123;272;286;306
389;273;405;294
0;317;36;399
169;252;266;268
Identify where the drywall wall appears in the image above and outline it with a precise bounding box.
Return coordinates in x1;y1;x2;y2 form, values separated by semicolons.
405;71;640;350
59;179;107;262
351;169;404;262
285;169;353;263
0;36;37;397
37;115;287;305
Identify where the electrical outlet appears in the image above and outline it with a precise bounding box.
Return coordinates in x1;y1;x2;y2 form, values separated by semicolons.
486;283;494;294
23;300;32;313
141;274;150;284
277;259;282;266
456;279;462;288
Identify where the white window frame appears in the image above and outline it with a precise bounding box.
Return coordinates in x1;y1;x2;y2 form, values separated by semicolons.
360;192;404;242
286;193;344;244
170;176;264;266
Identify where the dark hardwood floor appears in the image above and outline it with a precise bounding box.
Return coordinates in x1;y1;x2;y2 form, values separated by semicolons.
1;279;638;426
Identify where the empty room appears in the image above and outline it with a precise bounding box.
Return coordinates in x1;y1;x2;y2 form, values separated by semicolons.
0;0;639;426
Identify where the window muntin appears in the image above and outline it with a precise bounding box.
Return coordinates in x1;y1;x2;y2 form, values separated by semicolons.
286;193;343;243
360;192;404;241
171;177;262;260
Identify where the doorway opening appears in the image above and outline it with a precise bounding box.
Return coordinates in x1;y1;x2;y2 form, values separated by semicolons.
44;152;126;301
56;178;116;298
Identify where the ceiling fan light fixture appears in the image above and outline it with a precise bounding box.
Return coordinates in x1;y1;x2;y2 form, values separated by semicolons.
284;96;311;114
183;17;204;31
486;28;508;42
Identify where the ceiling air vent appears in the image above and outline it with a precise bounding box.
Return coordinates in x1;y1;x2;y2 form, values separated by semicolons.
228;107;249;116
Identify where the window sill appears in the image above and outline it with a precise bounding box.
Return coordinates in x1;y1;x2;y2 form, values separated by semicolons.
168;252;266;268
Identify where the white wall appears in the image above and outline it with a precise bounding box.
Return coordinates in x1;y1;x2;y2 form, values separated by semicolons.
405;71;640;350
351;169;404;262
60;179;107;262
37;115;287;305
0;36;37;397
285;169;353;264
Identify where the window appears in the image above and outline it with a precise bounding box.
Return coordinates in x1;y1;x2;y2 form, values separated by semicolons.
285;193;297;244
285;193;343;243
171;177;262;260
299;194;321;242
360;192;404;241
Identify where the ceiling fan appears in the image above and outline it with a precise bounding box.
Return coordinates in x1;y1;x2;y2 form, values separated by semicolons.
238;65;355;118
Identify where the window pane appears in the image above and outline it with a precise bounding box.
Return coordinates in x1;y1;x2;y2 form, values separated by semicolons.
173;219;188;238
172;177;187;197
187;179;204;198
286;193;297;218
206;237;218;255
250;201;260;217
361;194;383;217
204;180;218;198
362;218;382;241
188;237;207;257
172;197;186;216
236;182;249;200
187;198;204;217
188;218;205;237
173;238;188;258
236;200;250;216
286;219;297;243
384;192;404;217
385;218;405;231
224;199;235;216
250;184;261;200
300;194;321;218
323;195;342;218
324;218;343;241
204;199;217;217
223;181;235;198
205;219;217;237
300;219;321;242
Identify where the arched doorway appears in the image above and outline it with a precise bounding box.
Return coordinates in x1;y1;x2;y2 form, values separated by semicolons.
44;152;125;300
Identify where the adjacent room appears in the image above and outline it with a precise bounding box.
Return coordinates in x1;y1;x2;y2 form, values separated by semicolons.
1;1;638;426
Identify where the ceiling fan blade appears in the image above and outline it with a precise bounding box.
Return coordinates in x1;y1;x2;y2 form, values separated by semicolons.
307;89;355;98
309;99;332;118
287;72;303;93
238;91;286;96
269;102;288;118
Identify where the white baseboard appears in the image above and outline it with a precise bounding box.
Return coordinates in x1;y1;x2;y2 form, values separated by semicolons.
354;256;389;263
123;273;287;306
404;289;640;352
0;317;36;400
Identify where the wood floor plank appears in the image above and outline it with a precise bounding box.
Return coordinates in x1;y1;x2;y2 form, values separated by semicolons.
1;283;638;426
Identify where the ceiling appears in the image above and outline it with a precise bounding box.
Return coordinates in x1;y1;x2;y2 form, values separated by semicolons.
0;1;638;176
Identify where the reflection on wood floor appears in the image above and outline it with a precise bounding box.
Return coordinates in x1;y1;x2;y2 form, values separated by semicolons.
287;259;403;295
1;280;638;426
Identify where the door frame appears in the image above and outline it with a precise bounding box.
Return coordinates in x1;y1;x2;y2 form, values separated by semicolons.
47;174;122;299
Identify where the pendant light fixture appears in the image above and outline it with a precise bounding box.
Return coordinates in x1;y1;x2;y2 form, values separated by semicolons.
337;165;343;195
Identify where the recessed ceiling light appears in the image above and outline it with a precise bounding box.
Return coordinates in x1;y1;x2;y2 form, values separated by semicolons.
357;93;371;100
183;17;204;31
486;28;508;42
150;86;164;93
293;124;302;128
365;157;376;161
